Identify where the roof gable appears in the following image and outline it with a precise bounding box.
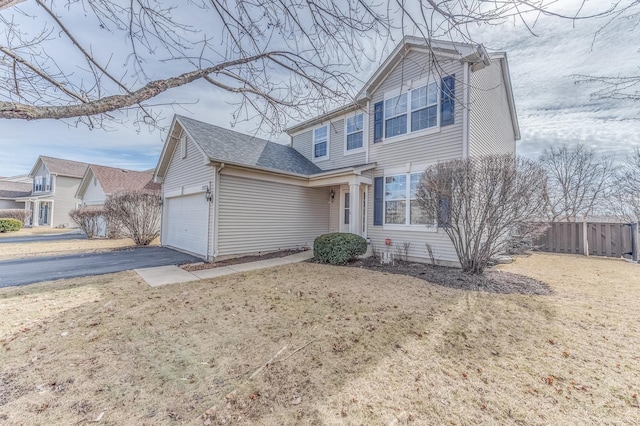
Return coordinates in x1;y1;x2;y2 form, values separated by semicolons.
77;164;159;198
156;115;322;179
29;156;88;178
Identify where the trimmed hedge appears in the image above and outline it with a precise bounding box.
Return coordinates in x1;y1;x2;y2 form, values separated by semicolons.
0;218;23;233
313;232;367;265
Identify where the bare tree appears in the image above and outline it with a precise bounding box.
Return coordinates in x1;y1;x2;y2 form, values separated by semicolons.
610;148;640;222
416;155;548;274
104;191;160;245
0;208;31;223
540;143;614;222
0;1;633;129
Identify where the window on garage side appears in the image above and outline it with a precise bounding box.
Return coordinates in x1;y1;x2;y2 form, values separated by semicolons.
313;126;328;159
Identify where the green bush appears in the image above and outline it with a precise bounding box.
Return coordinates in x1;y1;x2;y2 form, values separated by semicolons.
0;218;23;232
313;232;367;265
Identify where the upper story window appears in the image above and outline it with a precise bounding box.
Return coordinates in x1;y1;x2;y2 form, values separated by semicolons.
374;75;455;143
411;82;438;132
44;175;51;191
384;93;407;138
34;176;42;192
313;125;328;160
345;114;364;151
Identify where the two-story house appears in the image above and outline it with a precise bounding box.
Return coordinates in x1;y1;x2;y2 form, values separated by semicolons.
153;37;519;265
16;156;88;227
75;164;160;236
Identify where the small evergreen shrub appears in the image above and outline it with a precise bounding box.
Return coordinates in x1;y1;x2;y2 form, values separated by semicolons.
0;218;23;232
313;232;367;265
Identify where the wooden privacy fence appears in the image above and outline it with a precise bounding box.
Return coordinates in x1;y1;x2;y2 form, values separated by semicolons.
533;222;639;261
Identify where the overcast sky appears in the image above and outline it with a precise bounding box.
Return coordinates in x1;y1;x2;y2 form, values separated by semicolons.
0;1;637;176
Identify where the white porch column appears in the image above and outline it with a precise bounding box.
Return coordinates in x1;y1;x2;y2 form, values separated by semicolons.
33;200;40;227
348;183;361;235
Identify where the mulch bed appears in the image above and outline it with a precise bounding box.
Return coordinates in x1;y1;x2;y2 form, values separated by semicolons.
181;248;305;272
343;257;552;296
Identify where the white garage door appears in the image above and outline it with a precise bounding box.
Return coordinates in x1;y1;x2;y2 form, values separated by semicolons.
165;193;209;257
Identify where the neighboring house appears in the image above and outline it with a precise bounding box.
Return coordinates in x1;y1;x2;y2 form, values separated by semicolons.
75;164;160;236
154;37;519;265
0;179;31;209
15;156;88;227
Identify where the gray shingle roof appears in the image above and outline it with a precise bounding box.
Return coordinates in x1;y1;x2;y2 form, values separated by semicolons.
0;180;31;198
177;116;321;176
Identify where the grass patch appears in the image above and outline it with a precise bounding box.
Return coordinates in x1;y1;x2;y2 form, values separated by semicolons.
0;253;638;424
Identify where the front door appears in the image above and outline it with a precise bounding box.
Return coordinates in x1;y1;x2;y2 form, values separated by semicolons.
39;202;50;226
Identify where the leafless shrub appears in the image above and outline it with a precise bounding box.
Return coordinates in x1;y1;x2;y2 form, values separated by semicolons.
417;155;548;274
104;191;161;246
425;243;437;266
69;208;104;239
0;209;31;223
395;242;410;262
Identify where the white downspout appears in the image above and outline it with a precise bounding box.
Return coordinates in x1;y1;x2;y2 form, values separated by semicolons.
462;61;470;159
365;100;370;164
212;163;224;259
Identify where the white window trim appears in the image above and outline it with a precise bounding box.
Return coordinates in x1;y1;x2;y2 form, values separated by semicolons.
344;113;366;155
312;124;330;162
382;172;437;233
380;78;442;144
180;134;187;159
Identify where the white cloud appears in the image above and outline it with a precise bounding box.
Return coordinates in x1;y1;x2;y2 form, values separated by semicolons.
0;1;637;175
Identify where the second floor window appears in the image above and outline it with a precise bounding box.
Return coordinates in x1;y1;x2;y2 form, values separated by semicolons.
384;93;407;138
313;126;328;159
411;82;438;132
34;176;42;192
346;114;364;151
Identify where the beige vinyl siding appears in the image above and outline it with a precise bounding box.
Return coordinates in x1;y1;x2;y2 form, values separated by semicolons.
291;118;366;171
81;173;106;206
217;175;330;255
51;176;82;227
365;50;463;265
469;59;516;157
328;185;340;233
0;200;22;209
162;130;216;256
163;133;215;193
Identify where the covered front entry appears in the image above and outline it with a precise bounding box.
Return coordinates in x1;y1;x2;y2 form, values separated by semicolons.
164;193;210;258
38;201;52;226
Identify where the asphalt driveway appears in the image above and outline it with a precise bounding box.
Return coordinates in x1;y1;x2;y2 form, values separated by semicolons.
0;247;200;287
0;232;87;244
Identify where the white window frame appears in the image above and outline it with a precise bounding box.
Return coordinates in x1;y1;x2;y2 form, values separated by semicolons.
180;134;187;159
383;172;437;232
344;113;365;155
383;93;408;139
381;78;442;144
410;81;439;133
312;125;329;161
34;176;42;193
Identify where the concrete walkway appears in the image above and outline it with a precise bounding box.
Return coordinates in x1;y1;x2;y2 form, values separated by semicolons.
135;250;314;287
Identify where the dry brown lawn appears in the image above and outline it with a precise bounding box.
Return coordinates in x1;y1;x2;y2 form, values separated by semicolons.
0;253;638;425
0;238;159;260
0;228;72;239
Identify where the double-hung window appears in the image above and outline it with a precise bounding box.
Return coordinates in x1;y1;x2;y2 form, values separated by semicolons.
385;173;432;226
34;176;42;192
384;93;407;138
374;75;455;143
345;114;364;151
313;126;328;159
410;82;438;132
